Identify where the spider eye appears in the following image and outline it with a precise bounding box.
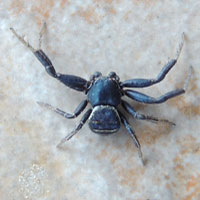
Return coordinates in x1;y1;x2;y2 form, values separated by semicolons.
90;71;102;81
108;72;119;81
108;71;116;78
94;71;102;77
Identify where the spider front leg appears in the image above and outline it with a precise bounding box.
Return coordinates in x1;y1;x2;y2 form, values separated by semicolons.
121;33;185;88
124;65;192;104
10;26;89;92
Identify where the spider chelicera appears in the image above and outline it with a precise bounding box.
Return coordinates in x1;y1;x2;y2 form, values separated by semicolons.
10;25;191;165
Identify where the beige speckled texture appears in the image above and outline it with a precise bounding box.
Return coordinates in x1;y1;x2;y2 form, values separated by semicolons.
0;0;200;200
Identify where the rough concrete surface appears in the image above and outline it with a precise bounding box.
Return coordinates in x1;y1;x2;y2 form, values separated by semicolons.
0;0;200;200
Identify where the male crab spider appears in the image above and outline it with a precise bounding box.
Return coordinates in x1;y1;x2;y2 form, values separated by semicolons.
10;24;192;165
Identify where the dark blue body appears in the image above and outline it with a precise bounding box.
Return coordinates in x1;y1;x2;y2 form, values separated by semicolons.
87;77;121;107
11;27;187;164
87;77;122;134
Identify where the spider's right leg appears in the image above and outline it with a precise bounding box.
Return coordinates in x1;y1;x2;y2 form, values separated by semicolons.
119;112;145;166
10;27;89;92
121;100;175;125
121;33;185;88
124;65;192;104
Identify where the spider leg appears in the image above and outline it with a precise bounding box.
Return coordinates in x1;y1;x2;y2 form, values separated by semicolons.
10;26;89;92
125;89;185;104
57;109;92;148
37;99;88;119
119;112;144;166
124;65;192;104
121;100;175;125
38;22;46;49
121;33;185;88
125;88;184;104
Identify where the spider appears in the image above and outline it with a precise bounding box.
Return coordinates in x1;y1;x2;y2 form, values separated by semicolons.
10;25;191;165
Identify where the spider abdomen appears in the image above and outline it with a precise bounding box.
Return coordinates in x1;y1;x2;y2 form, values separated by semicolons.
88;105;121;135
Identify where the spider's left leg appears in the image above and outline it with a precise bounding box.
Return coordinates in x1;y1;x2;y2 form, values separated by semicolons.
124;65;192;104
10;26;89;92
119;112;144;165
57;109;92;148
121;100;175;125
37;99;88;119
121;33;184;88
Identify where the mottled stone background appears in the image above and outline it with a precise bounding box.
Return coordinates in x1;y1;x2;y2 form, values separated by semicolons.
0;0;200;200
